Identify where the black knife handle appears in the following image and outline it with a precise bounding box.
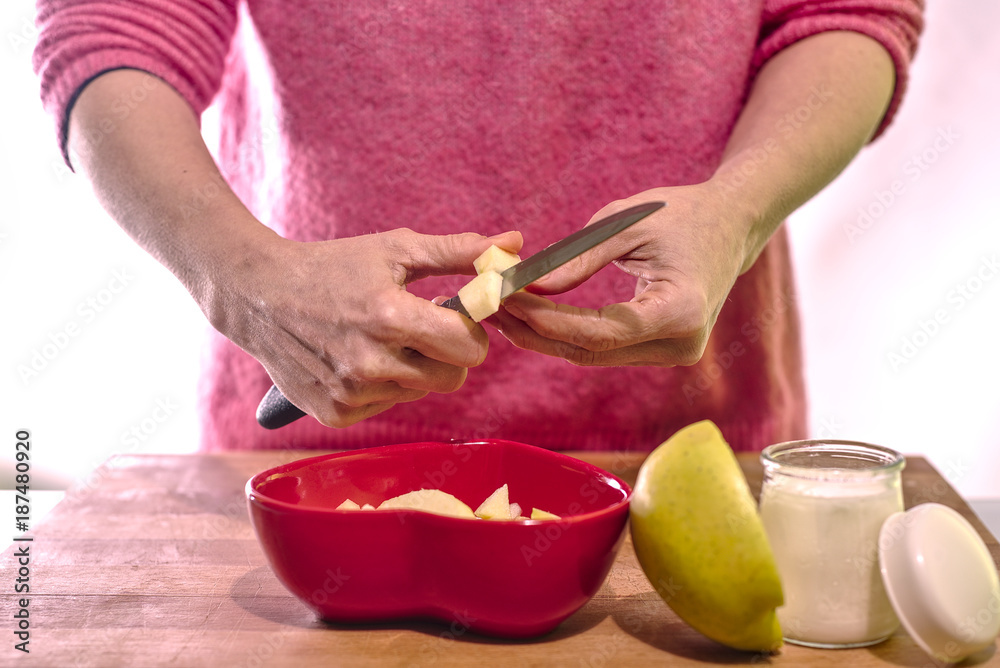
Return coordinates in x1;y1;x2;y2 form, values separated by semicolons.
255;295;470;429
256;384;306;429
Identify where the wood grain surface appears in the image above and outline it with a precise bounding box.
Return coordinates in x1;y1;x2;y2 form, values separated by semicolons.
1;450;997;667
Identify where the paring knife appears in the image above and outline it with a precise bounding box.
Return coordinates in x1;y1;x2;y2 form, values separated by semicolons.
256;200;665;429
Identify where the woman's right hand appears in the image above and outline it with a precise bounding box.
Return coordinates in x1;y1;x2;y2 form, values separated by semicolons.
205;227;522;426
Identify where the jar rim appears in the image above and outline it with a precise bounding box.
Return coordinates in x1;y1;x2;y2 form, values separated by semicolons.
761;439;905;480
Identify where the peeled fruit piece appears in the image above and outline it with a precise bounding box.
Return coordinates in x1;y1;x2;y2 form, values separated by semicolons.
473;245;521;274
377;489;476;519
337;484;561;522
457;271;503;322
475;483;511;520
457;244;522;322
630;420;784;652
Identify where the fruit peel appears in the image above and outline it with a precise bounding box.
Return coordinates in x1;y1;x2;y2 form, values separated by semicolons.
630;420;784;652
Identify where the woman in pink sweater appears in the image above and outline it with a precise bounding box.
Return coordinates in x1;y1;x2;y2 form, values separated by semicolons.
34;2;922;452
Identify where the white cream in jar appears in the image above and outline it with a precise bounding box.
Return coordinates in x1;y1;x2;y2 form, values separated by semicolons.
759;440;905;648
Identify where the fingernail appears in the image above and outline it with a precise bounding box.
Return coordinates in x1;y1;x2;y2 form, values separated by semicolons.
488;230;523;243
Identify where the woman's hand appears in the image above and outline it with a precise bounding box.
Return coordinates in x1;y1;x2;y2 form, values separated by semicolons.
210;227;523;427
492;184;747;367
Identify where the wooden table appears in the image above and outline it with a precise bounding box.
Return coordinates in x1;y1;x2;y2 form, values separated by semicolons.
2;451;998;667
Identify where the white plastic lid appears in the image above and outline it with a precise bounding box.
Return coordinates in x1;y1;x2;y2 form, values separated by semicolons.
879;503;1000;664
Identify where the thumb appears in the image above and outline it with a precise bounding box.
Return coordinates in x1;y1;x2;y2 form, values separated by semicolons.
394;229;523;281
485;230;524;254
527;199;662;294
528;234;636;295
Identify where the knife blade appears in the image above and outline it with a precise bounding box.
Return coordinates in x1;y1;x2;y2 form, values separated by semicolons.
439;200;664;317
256;200;666;428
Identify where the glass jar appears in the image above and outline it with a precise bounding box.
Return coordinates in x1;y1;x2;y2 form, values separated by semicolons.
759;440;905;648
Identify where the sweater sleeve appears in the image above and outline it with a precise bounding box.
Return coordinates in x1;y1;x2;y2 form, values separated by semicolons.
754;0;924;140
32;0;240;166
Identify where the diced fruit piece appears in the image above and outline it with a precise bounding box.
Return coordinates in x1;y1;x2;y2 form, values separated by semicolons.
377;489;476;519
475;484;511;520
336;483;560;524
457;271;503;322
630;420;784;652
473;245;521;275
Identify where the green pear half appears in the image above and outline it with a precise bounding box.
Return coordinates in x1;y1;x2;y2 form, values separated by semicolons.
630;420;784;652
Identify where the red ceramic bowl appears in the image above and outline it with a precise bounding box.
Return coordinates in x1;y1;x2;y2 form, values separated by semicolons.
246;439;631;638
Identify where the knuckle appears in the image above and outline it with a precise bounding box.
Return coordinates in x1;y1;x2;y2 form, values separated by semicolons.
371;301;406;337
350;353;389;383
382;227;416;244
467;336;489;367
569;329;618;352
565;346;600;366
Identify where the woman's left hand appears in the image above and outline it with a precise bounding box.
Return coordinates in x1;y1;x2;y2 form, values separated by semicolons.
491;183;751;367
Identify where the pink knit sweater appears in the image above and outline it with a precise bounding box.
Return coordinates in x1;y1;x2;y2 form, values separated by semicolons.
34;1;922;452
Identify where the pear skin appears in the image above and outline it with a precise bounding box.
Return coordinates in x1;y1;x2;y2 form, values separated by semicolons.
630;420;784;652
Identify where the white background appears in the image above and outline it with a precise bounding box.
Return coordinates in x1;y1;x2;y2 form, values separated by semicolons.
1;2;998;501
